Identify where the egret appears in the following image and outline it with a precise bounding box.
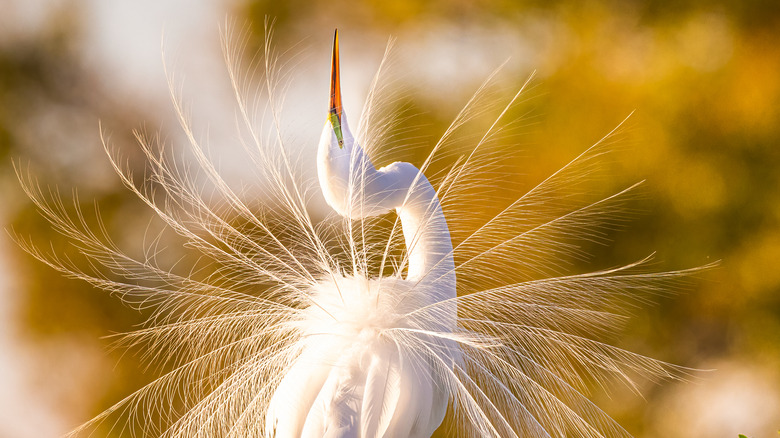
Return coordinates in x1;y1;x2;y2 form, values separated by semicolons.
16;27;707;437
265;30;458;437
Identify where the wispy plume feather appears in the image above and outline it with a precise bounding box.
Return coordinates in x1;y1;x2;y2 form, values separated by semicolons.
13;22;712;438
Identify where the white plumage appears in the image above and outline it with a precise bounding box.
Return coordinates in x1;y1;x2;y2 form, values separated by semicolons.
14;27;710;438
267;40;458;433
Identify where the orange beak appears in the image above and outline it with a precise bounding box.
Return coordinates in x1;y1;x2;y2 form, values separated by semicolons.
329;29;344;148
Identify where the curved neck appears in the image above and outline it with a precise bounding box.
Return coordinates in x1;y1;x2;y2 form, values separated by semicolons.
318;117;455;300
387;164;454;286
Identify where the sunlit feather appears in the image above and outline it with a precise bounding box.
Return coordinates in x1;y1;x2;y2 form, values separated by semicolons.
13;23;711;438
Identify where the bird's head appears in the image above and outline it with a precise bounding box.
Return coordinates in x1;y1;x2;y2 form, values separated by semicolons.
327;29;347;150
318;29;364;216
320;29;354;153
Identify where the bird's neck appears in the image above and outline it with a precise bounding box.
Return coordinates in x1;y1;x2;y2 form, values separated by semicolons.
392;168;454;284
367;160;455;301
318;121;455;301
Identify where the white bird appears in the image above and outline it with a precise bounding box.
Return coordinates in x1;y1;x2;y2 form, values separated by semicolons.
15;26;710;438
265;29;458;438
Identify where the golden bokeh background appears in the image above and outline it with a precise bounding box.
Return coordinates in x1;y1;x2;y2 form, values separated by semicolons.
0;0;778;436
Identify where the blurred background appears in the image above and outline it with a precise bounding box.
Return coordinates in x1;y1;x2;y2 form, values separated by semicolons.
1;0;778;437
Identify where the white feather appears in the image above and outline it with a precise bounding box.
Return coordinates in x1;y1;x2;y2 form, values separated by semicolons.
12;25;714;438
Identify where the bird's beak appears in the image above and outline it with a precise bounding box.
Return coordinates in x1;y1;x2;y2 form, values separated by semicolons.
329;29;344;148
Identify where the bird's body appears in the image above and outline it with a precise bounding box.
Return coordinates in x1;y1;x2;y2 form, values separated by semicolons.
266;274;450;438
15;27;708;438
